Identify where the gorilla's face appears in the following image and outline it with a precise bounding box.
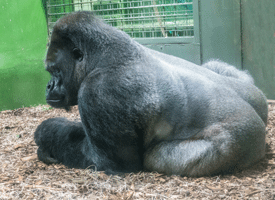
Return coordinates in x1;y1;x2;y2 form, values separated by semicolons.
45;32;84;109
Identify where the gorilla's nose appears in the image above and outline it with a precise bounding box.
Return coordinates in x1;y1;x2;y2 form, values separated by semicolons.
47;80;55;92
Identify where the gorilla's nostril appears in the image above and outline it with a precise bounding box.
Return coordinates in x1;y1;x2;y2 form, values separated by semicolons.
47;80;55;91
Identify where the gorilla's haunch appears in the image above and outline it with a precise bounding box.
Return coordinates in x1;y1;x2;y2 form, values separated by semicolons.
34;11;267;177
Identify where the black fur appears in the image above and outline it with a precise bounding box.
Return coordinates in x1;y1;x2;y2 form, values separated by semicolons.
34;11;267;177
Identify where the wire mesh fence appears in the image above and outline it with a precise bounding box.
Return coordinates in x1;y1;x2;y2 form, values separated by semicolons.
46;0;194;38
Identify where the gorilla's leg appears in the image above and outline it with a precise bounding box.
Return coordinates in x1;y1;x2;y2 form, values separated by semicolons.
203;60;268;125
34;118;91;168
144;113;266;177
202;60;254;84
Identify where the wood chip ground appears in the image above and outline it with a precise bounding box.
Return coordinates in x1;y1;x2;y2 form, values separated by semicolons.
0;104;275;199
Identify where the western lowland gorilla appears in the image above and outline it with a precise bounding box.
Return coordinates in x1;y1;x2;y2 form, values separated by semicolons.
34;11;268;177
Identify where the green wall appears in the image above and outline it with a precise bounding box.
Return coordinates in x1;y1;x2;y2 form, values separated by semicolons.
198;0;274;99
0;0;49;111
241;0;275;99
199;0;242;69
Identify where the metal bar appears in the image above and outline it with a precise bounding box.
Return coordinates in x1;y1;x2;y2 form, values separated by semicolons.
135;37;195;44
62;0;66;13
47;2;192;8
192;0;201;64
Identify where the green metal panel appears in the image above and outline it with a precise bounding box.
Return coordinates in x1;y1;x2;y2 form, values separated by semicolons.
0;0;49;111
137;0;201;65
199;0;242;68
241;0;275;99
144;43;201;65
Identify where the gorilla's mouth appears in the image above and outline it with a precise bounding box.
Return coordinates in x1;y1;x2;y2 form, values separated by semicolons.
46;97;66;108
47;99;60;102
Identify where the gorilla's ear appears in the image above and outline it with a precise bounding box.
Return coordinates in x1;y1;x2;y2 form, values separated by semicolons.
72;48;83;62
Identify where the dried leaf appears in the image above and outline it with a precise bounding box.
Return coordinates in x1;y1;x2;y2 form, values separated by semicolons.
14;144;24;149
108;194;119;200
247;190;261;197
21;155;37;162
73;178;85;184
98;172;109;180
17;175;23;182
154;173;164;177
53;165;64;169
125;191;134;200
158;177;166;183
35;180;42;185
206;185;221;191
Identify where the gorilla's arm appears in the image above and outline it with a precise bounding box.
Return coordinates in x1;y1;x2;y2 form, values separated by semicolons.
35;118;118;170
34;118;92;168
35;82;144;173
76;71;145;173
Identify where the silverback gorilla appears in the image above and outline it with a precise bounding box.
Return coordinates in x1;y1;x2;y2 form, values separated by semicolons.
34;11;268;177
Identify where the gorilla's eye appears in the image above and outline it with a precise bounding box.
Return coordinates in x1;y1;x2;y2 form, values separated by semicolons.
56;68;60;74
72;48;83;61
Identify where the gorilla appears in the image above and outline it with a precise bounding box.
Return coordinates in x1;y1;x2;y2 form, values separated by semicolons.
34;11;268;177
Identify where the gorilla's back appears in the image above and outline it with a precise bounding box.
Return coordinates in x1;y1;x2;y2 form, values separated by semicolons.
140;44;268;126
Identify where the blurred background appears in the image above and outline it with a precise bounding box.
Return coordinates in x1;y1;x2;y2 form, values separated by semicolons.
0;0;49;111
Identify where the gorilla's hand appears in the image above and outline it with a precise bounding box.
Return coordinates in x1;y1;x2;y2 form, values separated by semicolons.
34;118;61;164
34;118;88;168
37;147;59;164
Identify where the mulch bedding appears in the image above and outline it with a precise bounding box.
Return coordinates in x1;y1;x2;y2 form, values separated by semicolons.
0;104;274;200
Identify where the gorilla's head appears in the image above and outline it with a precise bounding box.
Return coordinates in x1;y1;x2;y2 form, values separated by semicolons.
44;11;138;110
45;34;83;109
44;12;96;109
